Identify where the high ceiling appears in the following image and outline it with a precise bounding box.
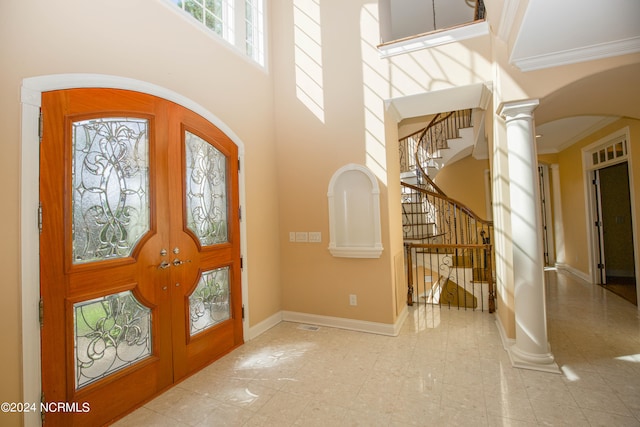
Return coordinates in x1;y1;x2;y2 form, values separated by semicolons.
507;0;640;153
389;0;640;154
510;0;640;72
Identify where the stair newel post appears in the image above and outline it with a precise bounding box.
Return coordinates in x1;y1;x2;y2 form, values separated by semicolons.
487;244;495;313
406;243;414;306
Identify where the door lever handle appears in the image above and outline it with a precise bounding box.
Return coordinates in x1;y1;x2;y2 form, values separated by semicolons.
172;258;192;267
158;260;171;270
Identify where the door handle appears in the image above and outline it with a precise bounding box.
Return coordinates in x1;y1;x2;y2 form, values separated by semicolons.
158;260;171;270
172;258;192;267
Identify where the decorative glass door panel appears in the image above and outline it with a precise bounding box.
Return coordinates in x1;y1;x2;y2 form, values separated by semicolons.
74;290;152;389
189;267;231;335
185;130;228;245
72;118;150;264
40;88;242;426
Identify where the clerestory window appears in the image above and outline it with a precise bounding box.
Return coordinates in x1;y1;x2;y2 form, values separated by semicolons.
170;0;265;66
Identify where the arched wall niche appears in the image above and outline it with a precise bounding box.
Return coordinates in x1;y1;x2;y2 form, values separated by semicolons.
327;163;383;258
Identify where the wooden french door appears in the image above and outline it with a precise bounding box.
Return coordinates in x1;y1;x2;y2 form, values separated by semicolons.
40;89;242;426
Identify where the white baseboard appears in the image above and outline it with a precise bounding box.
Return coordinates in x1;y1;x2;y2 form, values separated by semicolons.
495;315;515;351
555;263;592;283
247;307;409;341
281;309;407;337
246;311;283;341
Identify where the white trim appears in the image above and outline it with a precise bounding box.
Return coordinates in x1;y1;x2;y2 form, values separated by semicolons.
283;309;408;337
511;36;640;72
496;315;561;374
495;315;515;351
20;86;43;427
378;21;489;58
385;82;493;126
550;164;566;266
247;307;409;341
327;163;384;259
497;0;522;41
581;126;639;306
555;262;592;284
539;164;555;266
21;74;250;427
246;311;283;340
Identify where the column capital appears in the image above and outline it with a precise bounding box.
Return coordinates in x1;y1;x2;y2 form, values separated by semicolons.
498;99;539;119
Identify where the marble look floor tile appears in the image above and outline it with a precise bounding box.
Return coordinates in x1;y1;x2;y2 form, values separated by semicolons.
111;407;180;427
114;270;640;427
291;400;348;426
568;384;633;416
252;390;309;423
438;404;489;427
529;399;589;426
143;386;220;426
580;408;640;427
484;394;537;423
195;402;254;426
486;415;539;426
340;407;391;426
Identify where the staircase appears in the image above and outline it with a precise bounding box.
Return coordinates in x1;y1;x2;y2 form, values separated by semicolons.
399;109;473;192
399;109;496;312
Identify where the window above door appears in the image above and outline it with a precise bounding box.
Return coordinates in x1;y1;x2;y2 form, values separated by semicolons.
167;0;265;67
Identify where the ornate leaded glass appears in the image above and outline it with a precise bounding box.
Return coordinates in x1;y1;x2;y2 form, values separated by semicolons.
74;290;152;389
185;131;228;245
189;267;230;335
72;118;150;264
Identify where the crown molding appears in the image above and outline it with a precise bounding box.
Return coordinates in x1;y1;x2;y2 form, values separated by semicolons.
511;36;640;72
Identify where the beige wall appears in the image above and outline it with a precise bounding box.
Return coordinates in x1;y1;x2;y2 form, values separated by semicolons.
435;156;491;218
1;1;280;421
272;0;400;324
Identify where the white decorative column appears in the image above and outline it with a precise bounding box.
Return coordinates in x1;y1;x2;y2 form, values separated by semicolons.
499;100;559;373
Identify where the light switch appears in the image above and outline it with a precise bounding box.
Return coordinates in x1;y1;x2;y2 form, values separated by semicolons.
309;232;322;242
295;232;308;242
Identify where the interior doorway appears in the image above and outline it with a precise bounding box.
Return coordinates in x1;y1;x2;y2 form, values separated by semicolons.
593;162;637;305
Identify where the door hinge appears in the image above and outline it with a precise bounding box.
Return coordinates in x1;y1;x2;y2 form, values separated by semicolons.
597;263;605;269
238;206;242;221
241;304;245;320
595;221;602;227
38;109;44;143
240;256;243;270
38;203;43;234
238;158;241;172
592;178;599;186
39;298;44;328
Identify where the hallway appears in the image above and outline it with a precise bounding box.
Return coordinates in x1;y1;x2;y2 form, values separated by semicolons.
115;270;640;426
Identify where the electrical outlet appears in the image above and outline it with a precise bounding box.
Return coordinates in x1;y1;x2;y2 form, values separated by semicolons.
349;294;357;306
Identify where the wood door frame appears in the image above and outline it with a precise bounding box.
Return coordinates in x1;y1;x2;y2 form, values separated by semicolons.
20;74;249;427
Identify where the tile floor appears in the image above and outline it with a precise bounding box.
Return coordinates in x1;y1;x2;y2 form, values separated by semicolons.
114;270;640;426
